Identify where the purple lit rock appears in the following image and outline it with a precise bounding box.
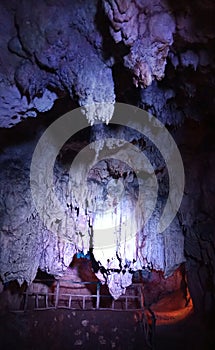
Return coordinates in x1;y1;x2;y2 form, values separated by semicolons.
0;0;115;128
103;0;175;87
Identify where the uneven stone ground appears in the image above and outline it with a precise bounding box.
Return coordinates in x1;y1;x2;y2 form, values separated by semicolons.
0;308;214;350
0;309;147;350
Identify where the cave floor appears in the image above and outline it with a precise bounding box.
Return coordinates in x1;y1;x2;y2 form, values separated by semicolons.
0;309;214;350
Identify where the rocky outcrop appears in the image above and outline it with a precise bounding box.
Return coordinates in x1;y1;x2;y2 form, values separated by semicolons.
103;0;176;87
0;0;115;127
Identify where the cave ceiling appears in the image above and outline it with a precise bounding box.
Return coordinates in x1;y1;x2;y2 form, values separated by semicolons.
0;0;214;127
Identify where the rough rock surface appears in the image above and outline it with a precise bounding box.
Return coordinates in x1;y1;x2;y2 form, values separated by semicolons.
0;0;214;127
176;121;215;314
103;0;176;87
0;124;185;291
0;0;115;127
0;0;214;314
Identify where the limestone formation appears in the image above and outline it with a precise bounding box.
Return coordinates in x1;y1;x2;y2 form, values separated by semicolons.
0;0;214;312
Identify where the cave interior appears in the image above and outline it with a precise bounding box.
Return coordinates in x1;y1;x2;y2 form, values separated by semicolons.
0;0;215;349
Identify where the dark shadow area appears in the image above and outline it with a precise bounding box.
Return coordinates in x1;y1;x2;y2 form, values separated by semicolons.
95;1;130;62
95;1;141;105
0;95;77;150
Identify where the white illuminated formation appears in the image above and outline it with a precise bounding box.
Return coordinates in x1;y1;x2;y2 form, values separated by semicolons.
67;162;145;299
29;103;185;298
92;190;137;299
54;150;184;299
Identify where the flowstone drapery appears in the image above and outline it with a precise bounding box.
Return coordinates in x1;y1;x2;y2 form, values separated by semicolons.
0;117;185;299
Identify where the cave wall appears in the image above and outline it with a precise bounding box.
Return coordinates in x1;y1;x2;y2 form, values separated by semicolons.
176;120;215;314
0;0;214;314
